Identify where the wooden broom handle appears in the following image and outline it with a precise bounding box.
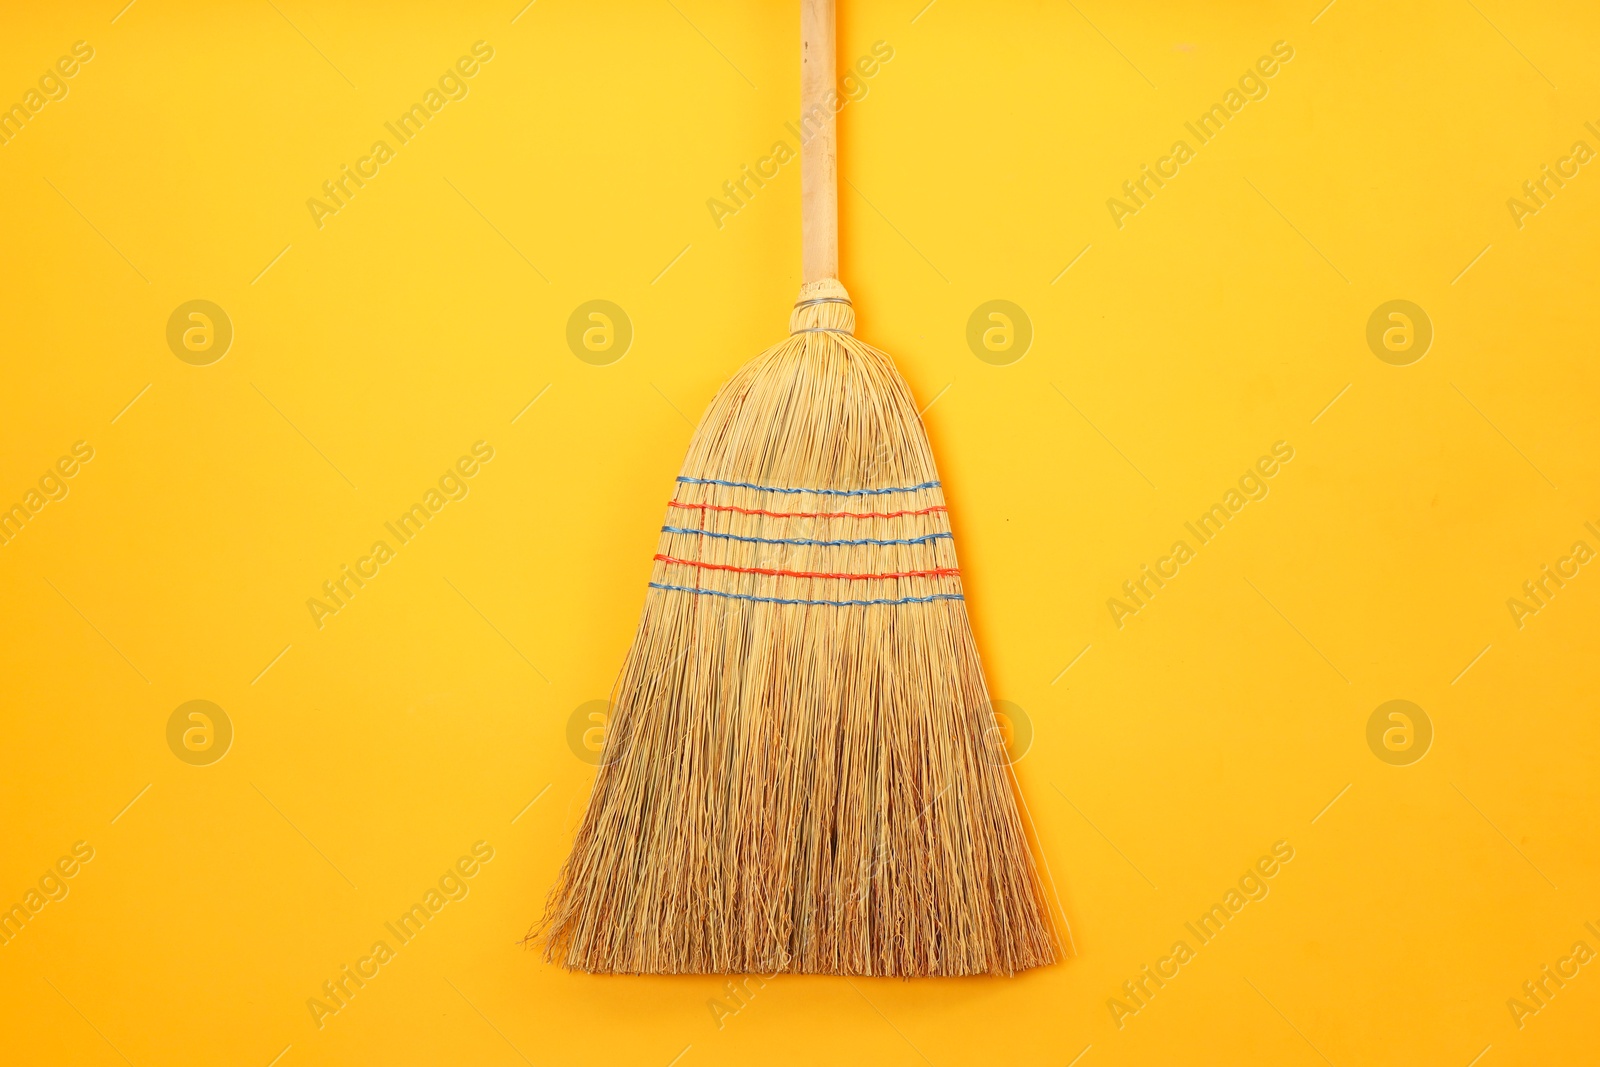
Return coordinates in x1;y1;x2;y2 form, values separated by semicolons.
800;0;838;283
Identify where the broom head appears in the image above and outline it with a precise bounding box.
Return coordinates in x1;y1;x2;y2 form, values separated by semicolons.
538;279;1061;976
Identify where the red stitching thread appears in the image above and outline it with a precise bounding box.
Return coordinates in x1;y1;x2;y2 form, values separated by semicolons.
667;501;949;520
654;555;960;582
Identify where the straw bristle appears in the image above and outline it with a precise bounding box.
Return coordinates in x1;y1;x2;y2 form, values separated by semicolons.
537;279;1060;976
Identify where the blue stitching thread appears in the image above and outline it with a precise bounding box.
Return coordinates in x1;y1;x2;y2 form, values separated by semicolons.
649;582;963;607
661;526;951;547
676;476;941;496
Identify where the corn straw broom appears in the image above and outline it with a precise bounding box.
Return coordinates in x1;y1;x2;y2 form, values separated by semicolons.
536;0;1060;977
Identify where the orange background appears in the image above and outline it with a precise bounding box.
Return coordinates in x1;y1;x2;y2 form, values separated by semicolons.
1;2;1597;1065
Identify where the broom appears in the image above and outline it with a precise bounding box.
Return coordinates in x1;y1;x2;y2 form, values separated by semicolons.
537;0;1059;977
